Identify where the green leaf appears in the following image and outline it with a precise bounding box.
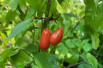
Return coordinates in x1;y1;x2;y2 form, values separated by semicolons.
56;43;68;59
57;0;64;4
64;20;71;35
5;19;33;40
6;10;18;23
64;13;78;18
19;0;27;13
65;39;75;48
67;49;79;65
0;48;14;66
80;53;88;62
24;43;38;53
78;63;93;68
10;49;31;65
56;0;64;13
99;63;103;68
9;0;19;11
26;0;45;16
82;39;90;44
33;52;53;68
49;0;57;16
83;43;92;52
98;2;103;30
24;7;35;20
0;32;7;47
84;0;100;34
13;63;27;68
91;32;99;49
72;38;83;48
87;53;98;68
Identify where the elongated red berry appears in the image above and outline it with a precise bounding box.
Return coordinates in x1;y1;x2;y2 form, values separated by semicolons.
50;28;64;45
39;29;51;49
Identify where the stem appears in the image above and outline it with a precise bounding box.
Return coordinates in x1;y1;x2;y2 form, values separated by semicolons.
38;0;52;52
43;0;52;29
46;0;52;17
71;22;80;32
32;24;35;43
96;45;103;58
71;16;84;32
0;36;6;48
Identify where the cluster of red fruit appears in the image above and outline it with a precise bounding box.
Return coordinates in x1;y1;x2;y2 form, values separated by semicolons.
39;28;64;50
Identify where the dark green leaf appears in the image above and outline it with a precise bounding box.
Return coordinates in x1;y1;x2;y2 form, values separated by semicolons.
6;10;18;23
99;63;103;68
57;0;64;4
19;0;27;13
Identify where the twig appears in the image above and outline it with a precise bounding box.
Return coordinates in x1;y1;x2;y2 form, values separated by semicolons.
32;24;35;43
67;61;86;68
71;22;80;32
46;0;52;17
34;14;60;23
21;49;36;65
22;49;34;60
96;45;103;58
71;16;84;32
0;36;6;48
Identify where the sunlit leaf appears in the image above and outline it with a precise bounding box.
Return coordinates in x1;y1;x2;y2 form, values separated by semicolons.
91;32;99;49
87;53;98;68
10;50;31;65
9;0;19;11
83;43;92;52
0;48;14;66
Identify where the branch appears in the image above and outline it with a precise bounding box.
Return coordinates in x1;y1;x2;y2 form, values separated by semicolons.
0;36;6;48
46;0;52;17
34;14;60;23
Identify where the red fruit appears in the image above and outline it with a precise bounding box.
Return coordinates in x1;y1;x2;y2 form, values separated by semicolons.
39;29;51;49
50;28;64;45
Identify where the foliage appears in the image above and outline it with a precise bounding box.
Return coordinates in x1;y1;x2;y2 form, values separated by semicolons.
0;0;103;68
